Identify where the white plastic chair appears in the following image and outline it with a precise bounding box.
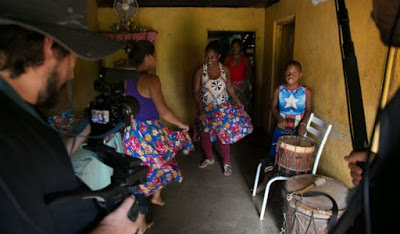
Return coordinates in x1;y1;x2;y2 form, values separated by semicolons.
252;113;333;220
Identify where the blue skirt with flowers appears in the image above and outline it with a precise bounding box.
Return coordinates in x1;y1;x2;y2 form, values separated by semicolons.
193;102;253;144
123;119;194;196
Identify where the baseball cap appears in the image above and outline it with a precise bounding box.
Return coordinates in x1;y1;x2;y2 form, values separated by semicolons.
0;0;124;61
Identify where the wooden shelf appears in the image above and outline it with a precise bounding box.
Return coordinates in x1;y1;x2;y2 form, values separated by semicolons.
101;30;158;43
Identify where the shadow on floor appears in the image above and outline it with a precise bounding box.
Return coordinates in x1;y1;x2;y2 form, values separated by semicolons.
144;129;287;234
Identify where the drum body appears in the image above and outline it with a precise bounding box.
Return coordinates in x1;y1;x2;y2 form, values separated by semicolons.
275;135;315;175
283;174;349;234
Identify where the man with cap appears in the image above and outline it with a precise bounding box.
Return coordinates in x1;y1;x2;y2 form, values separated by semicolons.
0;0;143;233
331;0;400;233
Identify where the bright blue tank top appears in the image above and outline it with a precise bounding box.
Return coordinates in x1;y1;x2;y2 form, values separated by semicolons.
125;76;159;121
278;84;307;117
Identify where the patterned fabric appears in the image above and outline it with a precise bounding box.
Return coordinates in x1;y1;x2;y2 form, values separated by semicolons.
123;119;194;196
193;103;253;144
232;80;252;112
47;111;84;135
194;62;253;144
200;63;230;105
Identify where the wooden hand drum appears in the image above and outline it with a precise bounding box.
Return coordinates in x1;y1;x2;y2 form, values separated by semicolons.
275;135;315;175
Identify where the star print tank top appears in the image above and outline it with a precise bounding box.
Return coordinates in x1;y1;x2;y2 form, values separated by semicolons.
278;84;307;118
200;62;230;106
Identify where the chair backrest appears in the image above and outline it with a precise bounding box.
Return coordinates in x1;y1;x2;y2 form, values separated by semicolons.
304;113;333;174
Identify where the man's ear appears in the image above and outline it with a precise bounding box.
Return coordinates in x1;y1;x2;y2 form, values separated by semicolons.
43;36;55;60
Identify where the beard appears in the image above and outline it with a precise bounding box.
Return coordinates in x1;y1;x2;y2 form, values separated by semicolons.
35;67;62;109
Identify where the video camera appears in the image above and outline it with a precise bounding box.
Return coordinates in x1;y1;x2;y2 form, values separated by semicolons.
58;69;146;221
83;69;148;220
87;69;139;137
48;69;147;221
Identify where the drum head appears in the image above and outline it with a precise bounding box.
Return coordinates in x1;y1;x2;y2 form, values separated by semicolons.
285;174;349;218
278;135;315;153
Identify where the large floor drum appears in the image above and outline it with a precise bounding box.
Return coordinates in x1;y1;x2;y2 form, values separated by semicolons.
283;174;349;234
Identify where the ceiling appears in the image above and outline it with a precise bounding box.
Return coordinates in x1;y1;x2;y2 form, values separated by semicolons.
97;0;280;8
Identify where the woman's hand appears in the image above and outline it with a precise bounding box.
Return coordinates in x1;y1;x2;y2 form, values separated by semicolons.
178;122;189;131
234;99;244;109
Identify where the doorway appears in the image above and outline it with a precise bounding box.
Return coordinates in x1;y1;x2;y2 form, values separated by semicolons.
207;31;256;116
273;18;295;88
268;17;295;132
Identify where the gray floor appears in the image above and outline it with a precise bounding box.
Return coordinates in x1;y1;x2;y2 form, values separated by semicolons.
145;130;286;234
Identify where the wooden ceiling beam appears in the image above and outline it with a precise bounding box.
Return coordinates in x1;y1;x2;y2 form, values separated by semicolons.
97;0;279;8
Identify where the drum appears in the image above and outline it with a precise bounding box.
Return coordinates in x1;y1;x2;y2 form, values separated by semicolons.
283;174;349;234
275;135;315;175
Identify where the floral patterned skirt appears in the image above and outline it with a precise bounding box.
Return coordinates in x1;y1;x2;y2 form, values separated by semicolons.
193;102;253;144
47;111;84;135
123;119;194;196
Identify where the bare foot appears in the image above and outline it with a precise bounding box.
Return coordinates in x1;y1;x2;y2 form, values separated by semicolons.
151;197;165;206
138;220;153;234
151;189;165;206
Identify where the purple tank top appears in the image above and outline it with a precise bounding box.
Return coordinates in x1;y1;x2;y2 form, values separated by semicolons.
125;76;159;121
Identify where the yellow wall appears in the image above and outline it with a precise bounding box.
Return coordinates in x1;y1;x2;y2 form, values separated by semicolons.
263;0;400;187
97;7;265;127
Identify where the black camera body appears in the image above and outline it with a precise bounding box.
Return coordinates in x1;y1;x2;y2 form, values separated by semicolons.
88;70;139;136
83;69;146;220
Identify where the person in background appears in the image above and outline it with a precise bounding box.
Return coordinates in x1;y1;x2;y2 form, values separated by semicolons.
193;40;253;176
122;40;194;233
224;38;254;113
331;0;400;233
253;60;312;193
0;0;143;233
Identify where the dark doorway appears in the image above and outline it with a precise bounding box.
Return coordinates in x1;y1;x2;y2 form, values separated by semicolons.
267;18;295;133
273;21;295;88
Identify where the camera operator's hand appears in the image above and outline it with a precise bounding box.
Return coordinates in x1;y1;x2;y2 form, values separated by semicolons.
90;195;143;234
344;151;376;186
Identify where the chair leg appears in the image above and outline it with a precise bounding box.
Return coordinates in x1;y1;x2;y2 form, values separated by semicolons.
252;163;262;197
259;176;289;220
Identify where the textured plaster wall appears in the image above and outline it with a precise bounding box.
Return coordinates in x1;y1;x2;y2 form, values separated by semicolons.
263;0;400;187
97;7;265;127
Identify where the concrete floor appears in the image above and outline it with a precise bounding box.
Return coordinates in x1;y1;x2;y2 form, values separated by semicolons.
145;130;286;234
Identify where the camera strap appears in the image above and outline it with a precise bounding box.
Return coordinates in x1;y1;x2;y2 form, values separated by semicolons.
88;121;126;139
